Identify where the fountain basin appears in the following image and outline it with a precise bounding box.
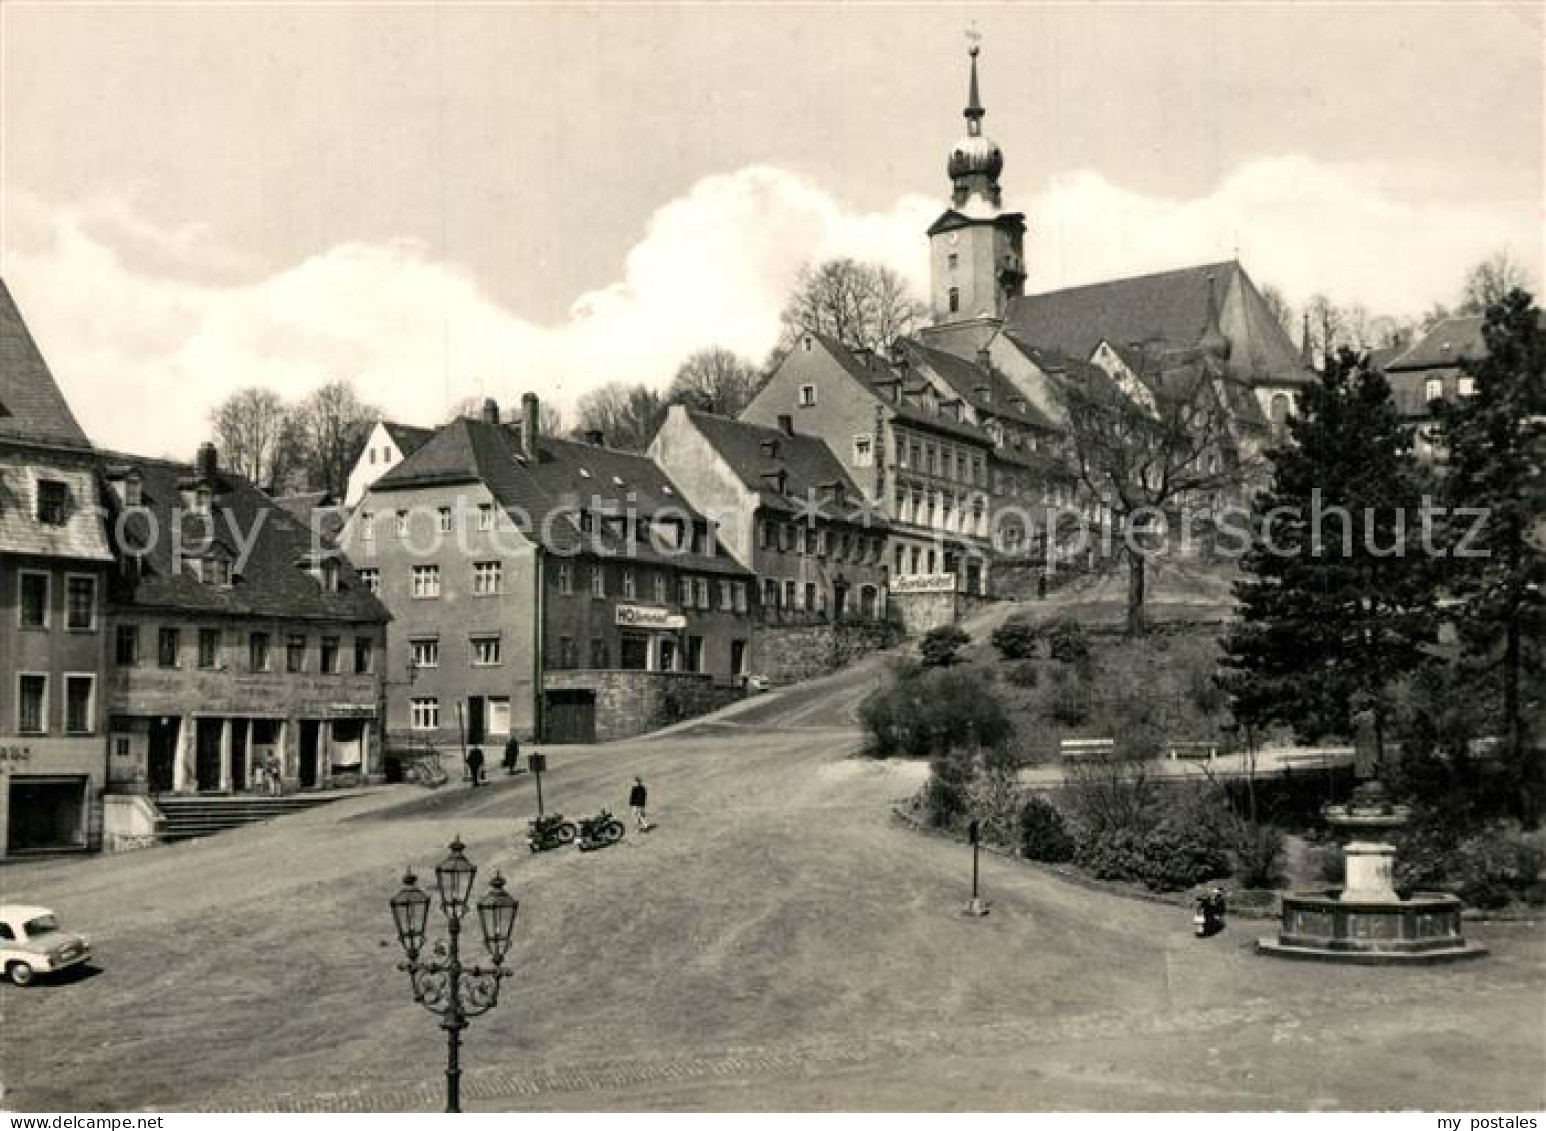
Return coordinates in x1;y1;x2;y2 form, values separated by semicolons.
1256;890;1488;964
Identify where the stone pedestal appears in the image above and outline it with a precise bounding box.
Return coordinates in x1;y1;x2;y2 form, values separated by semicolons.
1341;841;1398;902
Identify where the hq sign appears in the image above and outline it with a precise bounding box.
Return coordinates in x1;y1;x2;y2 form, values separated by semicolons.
614;604;688;631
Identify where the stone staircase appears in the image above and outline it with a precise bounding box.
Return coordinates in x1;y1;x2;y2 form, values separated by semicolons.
153;794;347;843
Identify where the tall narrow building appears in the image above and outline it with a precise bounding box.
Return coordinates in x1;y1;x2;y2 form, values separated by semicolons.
927;45;1027;326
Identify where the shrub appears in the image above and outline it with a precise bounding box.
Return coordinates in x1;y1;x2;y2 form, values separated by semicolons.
1019;796;1075;862
919;625;972;668
923;748;973;828
1230;822;1286;889
990;620;1040;661
1044;619;1091;666
1452;824;1545;909
1310;843;1345;885
1188;664;1228;716
861;664;1010;757
1046;666;1091;726
1135;819;1233;892
1075;827;1152;882
967;765;1025;846
1005;660;1041;689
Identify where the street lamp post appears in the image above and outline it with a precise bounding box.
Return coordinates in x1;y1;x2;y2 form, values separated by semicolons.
390;837;519;1112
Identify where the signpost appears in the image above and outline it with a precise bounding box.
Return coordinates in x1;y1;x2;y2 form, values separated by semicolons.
964;818;989;917
527;752;547;817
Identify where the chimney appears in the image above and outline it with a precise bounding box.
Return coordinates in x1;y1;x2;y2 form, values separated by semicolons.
777;414;794;436
480;398;500;425
521;392;540;458
584;429;606;447
196;442;218;483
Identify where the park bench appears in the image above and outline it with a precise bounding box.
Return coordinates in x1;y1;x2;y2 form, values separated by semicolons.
1059;737;1115;761
1166;741;1218;761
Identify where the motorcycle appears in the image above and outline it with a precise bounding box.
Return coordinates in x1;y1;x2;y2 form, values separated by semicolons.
527;813;577;853
1193;888;1227;938
575;808;626;851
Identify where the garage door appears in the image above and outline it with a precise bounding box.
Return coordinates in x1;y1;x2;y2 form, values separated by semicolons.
7;776;88;852
544;690;596;744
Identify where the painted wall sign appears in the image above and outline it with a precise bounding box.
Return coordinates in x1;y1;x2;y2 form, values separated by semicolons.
890;572;957;595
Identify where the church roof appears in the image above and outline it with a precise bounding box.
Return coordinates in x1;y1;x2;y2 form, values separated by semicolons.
1004;260;1312;389
0;278;92;449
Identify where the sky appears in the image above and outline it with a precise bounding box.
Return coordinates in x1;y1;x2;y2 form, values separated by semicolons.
2;2;1541;457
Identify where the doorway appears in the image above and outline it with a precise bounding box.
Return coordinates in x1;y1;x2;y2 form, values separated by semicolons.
195;719;223;792
544;689;596;744
230;720;250;791
6;777;87;852
299;720;320;788
148;717;180;793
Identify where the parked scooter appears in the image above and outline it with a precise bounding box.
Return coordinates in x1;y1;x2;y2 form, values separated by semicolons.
1193;887;1227;938
527;813;577;853
575;808;626;851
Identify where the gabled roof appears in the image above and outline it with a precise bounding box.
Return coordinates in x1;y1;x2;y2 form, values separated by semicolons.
1004;260;1312;389
101;452;389;622
0;279;91;449
382;421;434;458
680;409;879;519
897;337;1058;431
1383;316;1488;372
372;417;749;574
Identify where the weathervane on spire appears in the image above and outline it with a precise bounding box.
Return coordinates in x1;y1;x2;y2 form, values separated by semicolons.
966;23;982;56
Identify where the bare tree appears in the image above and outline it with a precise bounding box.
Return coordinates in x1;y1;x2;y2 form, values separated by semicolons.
291;380;380;497
210;387;295;491
1259;285;1295;339
572;382;667;452
776;258;927;356
1459;251;1532;315
667;347;763;416
1052;358;1256;637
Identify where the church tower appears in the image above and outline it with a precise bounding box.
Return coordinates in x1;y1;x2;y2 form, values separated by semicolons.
927;44;1026;326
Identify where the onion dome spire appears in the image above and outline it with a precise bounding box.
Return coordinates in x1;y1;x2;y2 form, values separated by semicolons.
947;42;1004;202
965;45;985;134
1199;274;1232;360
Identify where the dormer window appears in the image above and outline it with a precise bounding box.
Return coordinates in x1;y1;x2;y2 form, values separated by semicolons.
798;384;817;407
124;473;142;508
36;479;68;526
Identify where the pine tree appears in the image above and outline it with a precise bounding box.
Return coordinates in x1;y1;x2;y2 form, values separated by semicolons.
1220;350;1437;759
1438;288;1546;825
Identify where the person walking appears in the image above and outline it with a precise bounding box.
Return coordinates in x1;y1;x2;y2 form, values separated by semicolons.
629;776;651;832
466;745;485;788
502;734;521;775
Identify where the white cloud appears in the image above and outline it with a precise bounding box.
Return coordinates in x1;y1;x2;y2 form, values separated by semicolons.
2;156;1536;458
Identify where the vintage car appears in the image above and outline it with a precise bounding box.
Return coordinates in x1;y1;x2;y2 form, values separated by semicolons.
0;905;92;986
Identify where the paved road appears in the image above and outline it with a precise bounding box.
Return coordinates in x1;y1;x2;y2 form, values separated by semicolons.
1;629;1541;1112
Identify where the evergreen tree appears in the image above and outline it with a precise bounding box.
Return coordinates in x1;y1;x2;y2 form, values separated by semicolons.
1437;288;1546;824
1220;350;1437;760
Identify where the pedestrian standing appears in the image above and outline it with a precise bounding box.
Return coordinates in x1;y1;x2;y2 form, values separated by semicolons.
466;746;485;788
629;776;651;831
502;734;521;775
262;750;282;796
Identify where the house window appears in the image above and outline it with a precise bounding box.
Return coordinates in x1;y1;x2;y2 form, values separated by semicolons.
853;434;874;467
815;530;828;556
947;252;959;270
157;627;181;669
18;674;47;734
763;578;779;608
410;638;440;669
410;698;440;731
18;572;48;628
478;504;495;531
798;384;817;407
438;507;453;533
36;479;68;525
679;576;693;606
589;638;610;669
249;632;271;672
473;561;503;595
805;582;817;612
1458;376;1476;397
653;573;667;603
557;636;578;669
396;510;410;537
556;562;573;595
783;579;796;609
358;568;380;593
590;566;606;599
948;287;960;314
64;674;94;735
66;575;96;630
622;569;637;599
719;580;734;611
116;625;140;666
286;633;307;673
734;581;748;613
486;697;511;737
196;628;221;669
471;636;502;666
1424;378;1444;403
354;637;374;674
695;578;710;609
412;565;441;598
319;636;340;674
